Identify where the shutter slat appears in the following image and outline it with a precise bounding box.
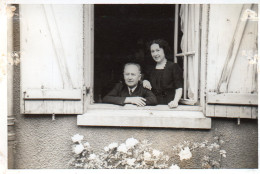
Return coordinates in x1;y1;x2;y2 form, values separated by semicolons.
24;89;81;100
217;4;253;93
207;93;258;105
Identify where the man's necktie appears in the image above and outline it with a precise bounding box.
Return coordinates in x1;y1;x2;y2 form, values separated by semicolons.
129;89;133;96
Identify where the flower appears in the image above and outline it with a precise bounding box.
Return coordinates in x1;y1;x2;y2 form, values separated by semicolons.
152;149;161;158
169;164;180;169
200;143;206;148
202;155;209;161
84;142;90;148
125;138;139;149
88;153;97;160
207;145;213;151
211;143;220;149
219;140;225;144
104;146;109;152
126;158;136;166
118;143;128;153
74;144;84;154
143;152;152;161
178;147;192;161
220;150;227;158
72;134;84;143
108;142;118;149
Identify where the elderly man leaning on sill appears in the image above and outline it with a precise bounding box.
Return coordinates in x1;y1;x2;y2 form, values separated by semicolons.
103;63;158;106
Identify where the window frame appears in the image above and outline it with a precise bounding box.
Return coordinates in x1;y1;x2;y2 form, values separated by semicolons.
79;4;210;129
174;4;201;105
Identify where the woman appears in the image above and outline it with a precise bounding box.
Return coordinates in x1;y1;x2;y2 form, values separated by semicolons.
143;39;183;108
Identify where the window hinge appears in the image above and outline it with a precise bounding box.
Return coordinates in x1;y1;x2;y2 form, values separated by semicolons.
52;113;55;121
237;118;240;125
83;86;91;95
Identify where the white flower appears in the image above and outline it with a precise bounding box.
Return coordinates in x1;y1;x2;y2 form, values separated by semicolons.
152;149;161;158
104;146;109;152
74;144;84;154
178;147;192;161
169;164;180;169
118;143;128;153
108;142;118;149
143;152;152;161
88;153;97;160
71;134;84;143
220;140;225;144
220;150;227;158
126;158;136;166
84;142;90;148
200;143;206;148
125;138;139;149
212;143;220;149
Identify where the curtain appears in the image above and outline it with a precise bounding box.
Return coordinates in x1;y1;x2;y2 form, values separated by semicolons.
179;5;199;100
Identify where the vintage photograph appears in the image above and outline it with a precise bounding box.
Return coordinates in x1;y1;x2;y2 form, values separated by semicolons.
3;2;258;170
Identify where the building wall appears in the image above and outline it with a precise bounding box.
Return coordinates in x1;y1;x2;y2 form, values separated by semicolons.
12;5;258;169
13;108;258;169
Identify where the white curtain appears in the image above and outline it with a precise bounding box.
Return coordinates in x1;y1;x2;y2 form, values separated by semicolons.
179;5;199;100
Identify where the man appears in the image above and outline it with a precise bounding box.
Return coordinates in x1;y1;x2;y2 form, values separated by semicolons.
103;63;157;106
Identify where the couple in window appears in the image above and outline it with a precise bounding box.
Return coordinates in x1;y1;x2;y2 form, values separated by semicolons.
103;39;183;108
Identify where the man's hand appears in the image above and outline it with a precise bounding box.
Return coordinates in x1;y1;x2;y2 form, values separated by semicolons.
124;97;147;107
168;100;178;108
142;80;152;90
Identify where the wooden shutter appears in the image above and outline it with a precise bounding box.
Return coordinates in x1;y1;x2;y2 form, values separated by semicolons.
20;5;84;114
206;4;258;118
174;4;201;105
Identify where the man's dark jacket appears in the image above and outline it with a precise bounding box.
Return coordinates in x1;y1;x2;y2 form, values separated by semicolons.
103;82;157;106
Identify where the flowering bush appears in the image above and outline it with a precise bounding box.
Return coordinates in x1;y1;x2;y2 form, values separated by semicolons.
69;135;226;169
172;135;226;169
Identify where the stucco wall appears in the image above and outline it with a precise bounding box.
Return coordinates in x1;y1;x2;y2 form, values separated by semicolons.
11;5;258;169
13;113;258;169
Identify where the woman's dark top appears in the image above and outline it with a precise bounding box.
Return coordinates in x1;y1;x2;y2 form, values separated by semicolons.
149;61;183;104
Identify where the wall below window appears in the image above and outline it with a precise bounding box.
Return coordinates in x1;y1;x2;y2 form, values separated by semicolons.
12;113;258;169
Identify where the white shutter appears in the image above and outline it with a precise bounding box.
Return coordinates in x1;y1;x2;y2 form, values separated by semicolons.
206;4;258;118
20;5;84;114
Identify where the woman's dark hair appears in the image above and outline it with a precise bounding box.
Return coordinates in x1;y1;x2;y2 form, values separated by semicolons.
149;39;172;60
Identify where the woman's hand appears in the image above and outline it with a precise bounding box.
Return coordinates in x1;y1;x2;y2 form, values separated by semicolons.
143;80;152;90
168;100;178;108
168;88;182;108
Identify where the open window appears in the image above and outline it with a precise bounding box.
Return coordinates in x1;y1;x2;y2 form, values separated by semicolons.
78;4;211;129
90;4;201;106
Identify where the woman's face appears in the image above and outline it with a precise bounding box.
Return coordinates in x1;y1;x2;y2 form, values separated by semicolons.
150;43;166;63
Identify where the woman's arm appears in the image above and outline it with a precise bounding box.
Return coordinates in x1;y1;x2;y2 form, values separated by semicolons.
168;88;182;108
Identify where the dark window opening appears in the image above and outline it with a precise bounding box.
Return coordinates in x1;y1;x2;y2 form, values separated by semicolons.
94;4;183;103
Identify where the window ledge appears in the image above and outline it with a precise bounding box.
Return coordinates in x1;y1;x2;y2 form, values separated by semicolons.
87;104;203;111
77;104;211;129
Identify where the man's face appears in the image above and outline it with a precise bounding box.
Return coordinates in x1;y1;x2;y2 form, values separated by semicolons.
123;64;141;88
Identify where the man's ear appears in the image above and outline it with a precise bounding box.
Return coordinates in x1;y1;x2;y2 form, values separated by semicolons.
138;73;141;81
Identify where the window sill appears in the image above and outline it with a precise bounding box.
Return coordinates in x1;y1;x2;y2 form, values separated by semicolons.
86;103;203;111
77;104;211;129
